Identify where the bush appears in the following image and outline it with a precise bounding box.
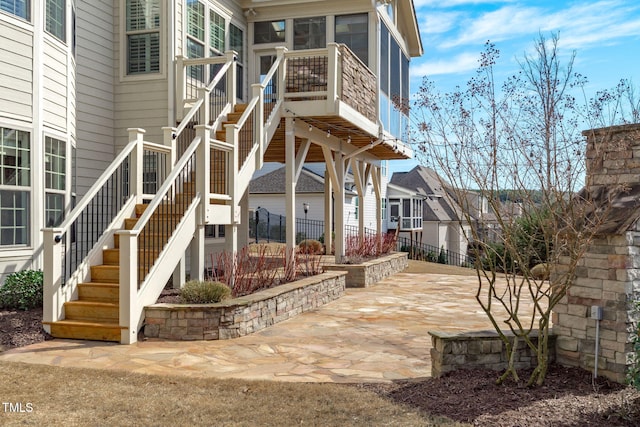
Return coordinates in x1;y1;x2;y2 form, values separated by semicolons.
0;270;44;310
298;239;323;255
180;280;231;304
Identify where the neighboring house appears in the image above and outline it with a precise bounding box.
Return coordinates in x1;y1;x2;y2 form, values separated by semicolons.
247;163;387;243
0;1;422;342
389;166;468;254
389;165;502;256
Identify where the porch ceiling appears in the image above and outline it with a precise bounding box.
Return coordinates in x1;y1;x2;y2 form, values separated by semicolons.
264;116;412;163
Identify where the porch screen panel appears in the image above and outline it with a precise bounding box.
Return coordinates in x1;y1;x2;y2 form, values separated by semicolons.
335;13;368;65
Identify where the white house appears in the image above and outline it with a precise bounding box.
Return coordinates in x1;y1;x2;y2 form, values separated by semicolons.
0;1;422;343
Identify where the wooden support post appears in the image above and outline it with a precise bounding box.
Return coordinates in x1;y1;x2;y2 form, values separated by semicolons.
285;117;297;261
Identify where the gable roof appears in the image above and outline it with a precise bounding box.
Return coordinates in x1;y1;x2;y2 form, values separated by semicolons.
250;165;357;196
250;166;325;194
390;165;466;222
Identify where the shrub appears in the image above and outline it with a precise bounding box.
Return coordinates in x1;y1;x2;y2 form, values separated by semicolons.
180;280;231;304
298;239;323;255
0;270;44;310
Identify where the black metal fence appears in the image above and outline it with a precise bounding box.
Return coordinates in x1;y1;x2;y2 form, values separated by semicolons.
249;207;326;244
396;235;471;268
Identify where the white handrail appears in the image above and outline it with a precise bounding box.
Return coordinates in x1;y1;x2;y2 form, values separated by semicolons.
50;139;137;238
175;57;234;137
130;135;202;234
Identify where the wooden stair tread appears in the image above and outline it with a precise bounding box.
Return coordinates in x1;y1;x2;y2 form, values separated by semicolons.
45;319;124;328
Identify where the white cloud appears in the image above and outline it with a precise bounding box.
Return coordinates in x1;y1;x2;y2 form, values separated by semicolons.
434;1;640;50
413;0;511;7
411;52;479;77
421;12;460;34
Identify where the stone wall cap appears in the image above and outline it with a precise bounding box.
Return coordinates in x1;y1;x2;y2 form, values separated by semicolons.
582;123;640;137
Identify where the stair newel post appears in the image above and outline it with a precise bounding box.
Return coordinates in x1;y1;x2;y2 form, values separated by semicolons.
176;55;186;122
118;229;138;344
252;83;264;171
226;50;237;111
327;43;340;114
128;128;145;204
191;125;211;282
162;127;177;170
42;228;64;332
225;122;240;289
198;87;209;125
275;46;287;103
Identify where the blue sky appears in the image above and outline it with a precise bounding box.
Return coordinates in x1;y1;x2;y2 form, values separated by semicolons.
391;0;640;174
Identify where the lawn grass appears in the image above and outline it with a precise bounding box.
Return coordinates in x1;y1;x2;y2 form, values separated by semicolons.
0;362;464;426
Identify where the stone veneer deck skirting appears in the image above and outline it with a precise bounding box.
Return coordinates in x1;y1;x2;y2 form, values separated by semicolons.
430;330;556;378
143;271;347;341
323;252;408;288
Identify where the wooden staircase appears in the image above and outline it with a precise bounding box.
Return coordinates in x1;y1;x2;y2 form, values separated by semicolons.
45;106;250;343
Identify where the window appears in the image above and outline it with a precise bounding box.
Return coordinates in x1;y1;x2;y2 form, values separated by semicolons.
126;0;160;75
293;16;325;50
185;0;205;81
205;224;225;238
0;0;30;20
209;10;225;54
45;137;66;227
230;23;244;99
335;13;368;65
45;0;65;42
254;20;285;44
381;197;387;220
354;196;359;220
0;128;30;246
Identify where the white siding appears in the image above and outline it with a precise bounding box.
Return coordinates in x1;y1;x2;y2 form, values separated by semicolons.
43;41;68;130
75;1;116;196
114;80;169;148
0;23;33;119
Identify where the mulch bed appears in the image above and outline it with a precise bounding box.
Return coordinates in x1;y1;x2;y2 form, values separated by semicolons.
0;307;52;350
358;365;640;426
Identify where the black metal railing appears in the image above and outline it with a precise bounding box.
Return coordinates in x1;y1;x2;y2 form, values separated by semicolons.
250;207;329;244
137;153;196;285
396;235;471;268
60;158;131;286
285;55;328;101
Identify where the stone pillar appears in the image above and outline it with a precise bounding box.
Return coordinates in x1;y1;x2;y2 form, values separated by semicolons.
554;124;640;383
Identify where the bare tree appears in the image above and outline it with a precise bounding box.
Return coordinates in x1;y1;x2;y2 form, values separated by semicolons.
412;34;627;386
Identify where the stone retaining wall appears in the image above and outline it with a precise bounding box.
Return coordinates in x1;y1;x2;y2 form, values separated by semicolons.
144;271;347;341
323;252;408;288
430;330;556;378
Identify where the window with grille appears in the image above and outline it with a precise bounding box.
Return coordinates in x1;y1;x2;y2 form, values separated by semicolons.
0;0;30;20
45;136;66;227
126;0;160;75
45;0;65;42
230;23;244;99
0;128;30;246
210;9;225;54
